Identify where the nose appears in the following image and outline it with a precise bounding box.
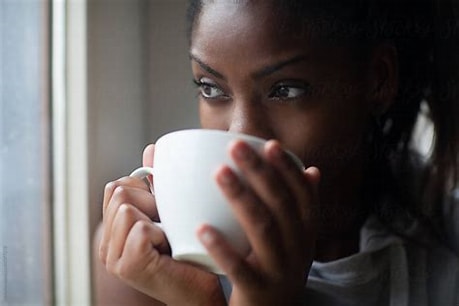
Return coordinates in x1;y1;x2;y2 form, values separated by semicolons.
227;101;275;140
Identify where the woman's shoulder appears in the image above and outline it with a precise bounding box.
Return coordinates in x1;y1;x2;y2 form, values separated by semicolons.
365;212;459;305
307;213;459;306
398;207;459;306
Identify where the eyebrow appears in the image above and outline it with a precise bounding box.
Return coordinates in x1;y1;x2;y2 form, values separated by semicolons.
252;55;308;79
189;53;308;81
189;54;226;80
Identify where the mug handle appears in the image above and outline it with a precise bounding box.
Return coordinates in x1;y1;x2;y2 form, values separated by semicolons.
129;166;162;229
130;166;155;193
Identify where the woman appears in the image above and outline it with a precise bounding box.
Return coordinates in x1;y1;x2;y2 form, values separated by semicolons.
95;0;459;305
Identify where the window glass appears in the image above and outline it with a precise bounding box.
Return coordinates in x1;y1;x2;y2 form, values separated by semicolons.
1;1;52;305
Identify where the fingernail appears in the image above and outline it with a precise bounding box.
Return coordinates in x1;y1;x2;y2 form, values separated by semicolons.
198;227;215;246
218;167;237;186
234;142;251;161
271;143;283;159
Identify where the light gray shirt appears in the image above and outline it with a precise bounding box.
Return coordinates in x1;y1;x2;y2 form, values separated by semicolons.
306;192;459;306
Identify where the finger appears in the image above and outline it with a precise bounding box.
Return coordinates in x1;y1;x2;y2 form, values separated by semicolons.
303;167;321;225
105;185;158;222
113;219;168;282
106;204;136;267
264;142;320;261
101;178;152;263
214;165;283;271
122;218;170;261
197;224;259;288
106;204;168;269
103;176;151;215
120;222;223;304
264;141;319;229
228;140;300;246
100;185;157;263
295;167;320;262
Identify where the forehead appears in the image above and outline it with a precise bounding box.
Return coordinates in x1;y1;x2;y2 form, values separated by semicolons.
191;1;311;60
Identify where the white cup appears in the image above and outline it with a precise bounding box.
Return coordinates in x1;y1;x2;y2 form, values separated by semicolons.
130;129;303;274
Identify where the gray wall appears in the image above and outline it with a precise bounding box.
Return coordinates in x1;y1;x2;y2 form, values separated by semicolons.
147;0;199;138
87;0;197;233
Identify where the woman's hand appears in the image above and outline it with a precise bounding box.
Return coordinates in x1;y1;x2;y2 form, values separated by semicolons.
99;144;226;306
197;140;320;306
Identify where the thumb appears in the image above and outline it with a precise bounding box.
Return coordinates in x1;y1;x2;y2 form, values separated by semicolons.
303;166;321;226
304;166;320;188
142;144;155;186
142;144;155;167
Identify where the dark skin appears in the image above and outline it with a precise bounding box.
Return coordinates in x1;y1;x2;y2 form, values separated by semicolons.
96;1;398;305
192;1;396;259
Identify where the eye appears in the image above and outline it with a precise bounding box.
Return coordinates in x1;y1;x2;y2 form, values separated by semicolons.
193;78;227;100
269;83;310;100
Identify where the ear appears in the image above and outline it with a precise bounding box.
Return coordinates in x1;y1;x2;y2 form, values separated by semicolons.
367;43;399;116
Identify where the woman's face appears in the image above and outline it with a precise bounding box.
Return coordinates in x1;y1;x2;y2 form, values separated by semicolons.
190;1;373;181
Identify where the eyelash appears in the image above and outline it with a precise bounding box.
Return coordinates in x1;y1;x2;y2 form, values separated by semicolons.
192;78;310;102
192;79;228;100
268;83;310;101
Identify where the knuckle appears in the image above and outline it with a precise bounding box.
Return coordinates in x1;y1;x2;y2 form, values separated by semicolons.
253;215;276;238
98;245;107;263
104;181;118;194
116;263;134;280
112;186;130;204
245;154;269;175
116;203;133;218
249;155;265;171
226;179;246;198
132;220;149;235
106;256;137;281
130;221;152;251
229;260;258;286
103;181;119;213
118;203;133;214
105;259;118;275
227;257;245;276
238;195;270;223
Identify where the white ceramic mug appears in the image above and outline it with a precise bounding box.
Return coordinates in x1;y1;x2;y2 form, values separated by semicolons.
130;129;303;274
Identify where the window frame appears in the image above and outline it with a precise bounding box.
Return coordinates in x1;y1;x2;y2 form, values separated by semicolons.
52;0;91;305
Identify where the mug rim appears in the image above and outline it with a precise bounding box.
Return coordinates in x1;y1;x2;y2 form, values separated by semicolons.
156;129;304;169
157;128;267;145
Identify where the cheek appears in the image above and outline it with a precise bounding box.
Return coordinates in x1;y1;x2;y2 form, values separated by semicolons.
199;103;213;128
199;102;229;130
278;98;370;171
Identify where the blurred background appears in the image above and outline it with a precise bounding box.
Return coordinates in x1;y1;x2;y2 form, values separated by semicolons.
1;0;197;305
